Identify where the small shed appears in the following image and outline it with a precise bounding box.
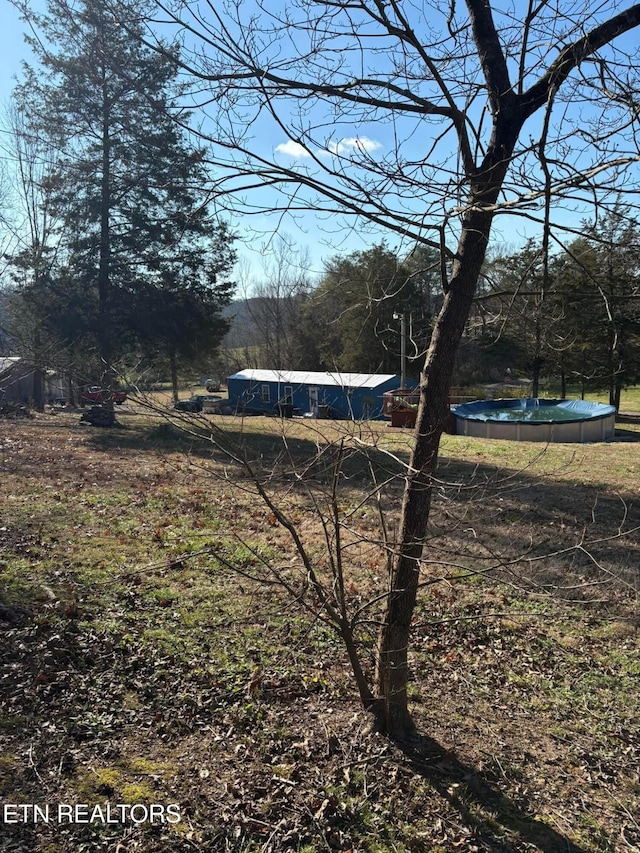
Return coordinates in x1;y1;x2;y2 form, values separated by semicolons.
227;369;412;420
0;357;67;405
0;358;32;402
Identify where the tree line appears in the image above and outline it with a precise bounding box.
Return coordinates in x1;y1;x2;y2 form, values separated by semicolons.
225;214;640;409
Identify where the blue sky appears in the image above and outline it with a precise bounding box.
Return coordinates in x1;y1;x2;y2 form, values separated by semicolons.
0;3;27;93
2;1;640;284
162;0;640;274
0;0;385;280
0;2;39;107
0;2;33;266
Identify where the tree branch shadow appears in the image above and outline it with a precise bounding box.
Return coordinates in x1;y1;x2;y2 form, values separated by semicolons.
398;733;590;852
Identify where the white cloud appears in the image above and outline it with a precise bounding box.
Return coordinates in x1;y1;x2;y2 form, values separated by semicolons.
275;136;384;160
275;140;312;158
326;136;383;155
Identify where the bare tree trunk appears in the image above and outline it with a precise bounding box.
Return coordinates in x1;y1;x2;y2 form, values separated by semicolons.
531;318;542;398
614;380;622;412
170;352;179;404
367;0;600;729
33;328;45;412
68;373;78;407
97;67;116;426
607;330;616;408
374;205;498;738
33;366;45;412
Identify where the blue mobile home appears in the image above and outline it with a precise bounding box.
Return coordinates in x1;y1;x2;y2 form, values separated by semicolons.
227;369;412;420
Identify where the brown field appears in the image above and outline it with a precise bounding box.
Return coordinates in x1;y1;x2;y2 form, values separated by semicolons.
1;406;639;852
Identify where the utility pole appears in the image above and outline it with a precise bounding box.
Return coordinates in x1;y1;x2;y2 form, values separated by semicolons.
394;311;407;388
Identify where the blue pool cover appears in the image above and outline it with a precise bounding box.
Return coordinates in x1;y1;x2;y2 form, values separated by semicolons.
452;398;616;423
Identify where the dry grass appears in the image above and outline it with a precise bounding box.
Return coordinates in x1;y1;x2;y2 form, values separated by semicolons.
1;408;639;852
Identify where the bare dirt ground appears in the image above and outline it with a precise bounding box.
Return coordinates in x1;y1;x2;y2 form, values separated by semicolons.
1;410;639;852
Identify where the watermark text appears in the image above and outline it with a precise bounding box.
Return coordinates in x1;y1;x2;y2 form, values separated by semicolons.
2;803;181;825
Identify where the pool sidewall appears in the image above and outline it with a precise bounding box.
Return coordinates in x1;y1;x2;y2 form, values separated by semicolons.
452;398;616;443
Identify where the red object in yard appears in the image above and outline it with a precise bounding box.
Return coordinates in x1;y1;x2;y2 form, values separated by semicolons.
81;386;127;405
390;408;417;428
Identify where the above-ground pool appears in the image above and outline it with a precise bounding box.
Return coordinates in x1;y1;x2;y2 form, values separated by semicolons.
452;398;616;442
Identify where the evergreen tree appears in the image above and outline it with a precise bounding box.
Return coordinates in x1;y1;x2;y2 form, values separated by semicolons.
556;209;640;408
478;241;569;392
129;228;236;399
299;243;424;376
14;0;235;409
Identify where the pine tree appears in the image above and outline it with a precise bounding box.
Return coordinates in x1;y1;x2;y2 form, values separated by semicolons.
302;243;425;376
556;209;640;407
14;0;235;412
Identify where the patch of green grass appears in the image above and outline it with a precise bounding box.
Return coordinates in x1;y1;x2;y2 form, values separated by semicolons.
0;715;29;733
126;756;173;775
0;559;41;609
541;383;640;411
0;754;19;786
74;765;159;805
1;412;639;853
146;586;180;605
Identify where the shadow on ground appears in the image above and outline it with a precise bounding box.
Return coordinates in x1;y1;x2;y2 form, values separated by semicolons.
399;734;590;853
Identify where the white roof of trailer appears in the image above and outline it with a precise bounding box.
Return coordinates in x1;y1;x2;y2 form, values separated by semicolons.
227;369;399;389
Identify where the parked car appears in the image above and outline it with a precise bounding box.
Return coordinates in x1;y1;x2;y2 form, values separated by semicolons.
174;394;211;413
204;378;220;392
81;386;127;405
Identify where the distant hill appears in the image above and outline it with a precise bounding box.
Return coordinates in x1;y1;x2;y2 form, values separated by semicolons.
222;298;263;350
220;294;309;375
222;296;300;350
